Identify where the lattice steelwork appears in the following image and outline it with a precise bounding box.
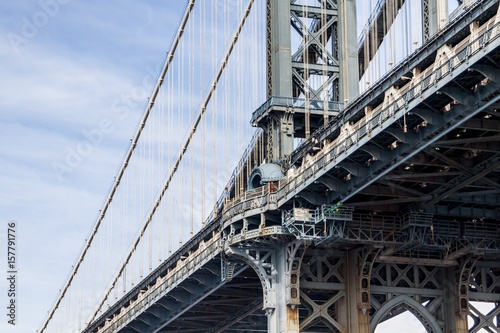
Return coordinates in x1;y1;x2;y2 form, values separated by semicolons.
42;1;500;333
259;0;355;165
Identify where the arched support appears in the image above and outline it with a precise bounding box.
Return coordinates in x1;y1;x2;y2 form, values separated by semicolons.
457;255;480;318
360;144;389;162
370;295;444;333
295;191;329;206
225;240;308;333
317;175;347;192
358;246;382;314
412;108;441;125
285;240;308;306
225;246;276;309
385;128;419;144
441;257;477;333
438;87;479;107
441;255;481;333
338;162;369;177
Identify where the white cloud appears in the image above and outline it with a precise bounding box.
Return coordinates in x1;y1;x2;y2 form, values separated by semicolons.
0;1;186;331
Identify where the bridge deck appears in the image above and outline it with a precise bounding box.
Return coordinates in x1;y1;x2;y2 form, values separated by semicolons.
84;1;500;332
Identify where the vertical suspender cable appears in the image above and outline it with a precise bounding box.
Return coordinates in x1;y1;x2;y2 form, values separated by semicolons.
39;1;197;330
87;0;257;323
65;1;198;326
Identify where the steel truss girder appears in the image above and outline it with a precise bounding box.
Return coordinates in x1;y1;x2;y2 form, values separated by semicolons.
282;203;500;258
423;0;430;42
297;251;500;333
355;185;500;207
469;302;500;333
292;0;500;164
424;155;500;206
289;3;339;100
425;148;500;191
292;68;339;101
452;118;500;132
298;251;347;332
86;236;229;333
347;95;500;206
290;5;337;64
207;299;262;333
300;291;346;332
467;262;500;332
282;26;500;208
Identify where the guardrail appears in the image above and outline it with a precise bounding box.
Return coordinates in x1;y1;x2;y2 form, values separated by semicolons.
279;19;500;205
250;96;342;125
100;235;222;333
292;0;500;165
88;7;500;333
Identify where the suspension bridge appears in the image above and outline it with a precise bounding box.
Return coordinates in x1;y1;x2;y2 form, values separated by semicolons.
40;0;500;332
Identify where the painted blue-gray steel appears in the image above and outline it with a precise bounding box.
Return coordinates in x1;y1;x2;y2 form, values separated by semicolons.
337;33;500;203
82;1;500;332
82;218;223;333
250;96;342;126
357;0;393;48
292;0;500;165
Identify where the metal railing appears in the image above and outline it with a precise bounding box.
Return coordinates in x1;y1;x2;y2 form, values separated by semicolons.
279;18;500;207
99;235;222;333
250;96;342;125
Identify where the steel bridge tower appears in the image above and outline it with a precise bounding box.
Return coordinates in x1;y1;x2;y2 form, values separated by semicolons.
70;1;500;332
254;0;358;167
228;1;500;332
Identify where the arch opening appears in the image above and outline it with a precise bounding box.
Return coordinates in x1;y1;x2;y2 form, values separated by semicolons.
371;295;442;333
374;310;427;333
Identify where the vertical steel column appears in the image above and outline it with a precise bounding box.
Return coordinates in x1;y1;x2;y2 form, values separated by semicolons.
265;0;342;164
338;250;370;333
268;0;293;98
266;0;294;164
338;0;359;104
266;245;300;333
442;267;469;333
226;242;306;333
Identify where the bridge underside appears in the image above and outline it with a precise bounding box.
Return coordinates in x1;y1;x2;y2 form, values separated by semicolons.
149;265;266;333
84;1;500;333
117;248;500;333
217;2;500;330
298;47;500;259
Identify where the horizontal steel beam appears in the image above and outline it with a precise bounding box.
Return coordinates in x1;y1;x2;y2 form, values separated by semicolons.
292;0;500;164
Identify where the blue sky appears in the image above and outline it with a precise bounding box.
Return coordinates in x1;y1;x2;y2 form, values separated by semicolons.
0;1;184;331
0;1;464;332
